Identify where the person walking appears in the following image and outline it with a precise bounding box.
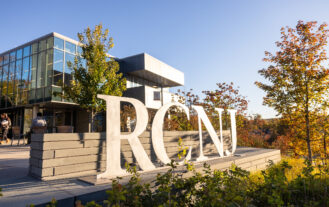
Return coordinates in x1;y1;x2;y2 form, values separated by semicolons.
0;113;11;144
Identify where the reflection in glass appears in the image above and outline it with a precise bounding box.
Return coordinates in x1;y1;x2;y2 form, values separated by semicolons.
15;60;22;104
1;65;8;108
46;49;53;87
36;88;43;102
77;46;83;55
3;54;9;65
53;49;63;86
10;51;16;62
8;62;15;106
52;86;62;101
54;37;64;50
23;46;30;57
37;51;46;88
21;57;30;104
16;49;22;60
32;42;38;54
65;52;75;86
39;40;47;51
28;89;35;104
44;86;51;101
30;55;37;89
47;37;54;49
65;41;76;54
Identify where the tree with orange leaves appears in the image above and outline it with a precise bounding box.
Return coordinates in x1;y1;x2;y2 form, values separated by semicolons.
203;82;248;130
256;21;329;162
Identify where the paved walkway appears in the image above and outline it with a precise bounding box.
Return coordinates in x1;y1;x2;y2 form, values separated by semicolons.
0;144;115;207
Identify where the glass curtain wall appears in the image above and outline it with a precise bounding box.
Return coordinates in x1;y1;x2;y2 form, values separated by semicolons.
0;35;80;108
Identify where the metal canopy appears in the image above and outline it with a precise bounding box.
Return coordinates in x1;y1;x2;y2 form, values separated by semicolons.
118;53;184;87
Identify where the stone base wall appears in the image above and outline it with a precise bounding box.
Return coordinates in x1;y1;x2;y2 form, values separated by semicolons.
29;131;231;180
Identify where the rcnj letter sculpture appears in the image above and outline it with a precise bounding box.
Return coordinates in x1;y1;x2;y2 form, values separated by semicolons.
97;95;237;179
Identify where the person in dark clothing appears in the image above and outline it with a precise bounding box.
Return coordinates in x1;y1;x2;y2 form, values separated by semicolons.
0;113;11;144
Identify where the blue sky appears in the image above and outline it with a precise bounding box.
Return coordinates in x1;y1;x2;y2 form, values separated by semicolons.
1;0;329;118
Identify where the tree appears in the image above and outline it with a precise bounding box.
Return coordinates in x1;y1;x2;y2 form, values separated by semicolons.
62;24;126;132
255;21;329;162
202;82;248;129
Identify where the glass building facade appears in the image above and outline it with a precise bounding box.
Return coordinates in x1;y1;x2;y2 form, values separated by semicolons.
0;33;84;133
0;34;82;107
0;33;183;134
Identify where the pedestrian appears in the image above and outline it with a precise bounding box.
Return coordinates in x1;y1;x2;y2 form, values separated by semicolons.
32;112;47;128
1;113;11;144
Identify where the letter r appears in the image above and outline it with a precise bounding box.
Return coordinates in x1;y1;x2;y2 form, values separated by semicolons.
97;95;155;179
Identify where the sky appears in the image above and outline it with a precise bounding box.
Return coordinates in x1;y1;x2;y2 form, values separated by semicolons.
1;0;329;118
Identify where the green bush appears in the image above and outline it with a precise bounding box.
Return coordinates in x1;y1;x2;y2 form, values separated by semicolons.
102;159;329;207
28;157;329;207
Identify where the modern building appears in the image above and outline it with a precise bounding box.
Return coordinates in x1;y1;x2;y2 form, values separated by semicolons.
0;32;184;134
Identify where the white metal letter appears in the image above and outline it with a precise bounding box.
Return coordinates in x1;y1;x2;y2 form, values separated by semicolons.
226;109;237;155
152;103;192;164
97;95;155;179
192;105;224;160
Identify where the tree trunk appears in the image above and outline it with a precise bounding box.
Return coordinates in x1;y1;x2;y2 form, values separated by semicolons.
305;111;312;163
324;123;327;158
305;86;312;163
88;109;95;132
91;109;95;132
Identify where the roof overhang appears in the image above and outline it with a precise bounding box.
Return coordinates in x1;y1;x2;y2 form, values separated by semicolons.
118;53;184;87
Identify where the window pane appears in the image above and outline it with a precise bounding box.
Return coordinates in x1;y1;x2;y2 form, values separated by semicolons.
54;37;64;50
36;88;43;102
46;49;53;86
16;49;22;59
16;60;22;82
39;39;47;51
22;57;30;89
21;57;30;105
64;52;75;85
8;62;15;105
44;86;51;101
52;86;62;101
53;49;63;86
154;91;161;101
65;41;76;54
28;89;35;104
0;56;3;66
21;90;28;105
23;46;30;57
15;60;22;104
77;46;83;55
32;42;38;54
30;55;37;89
3;54;9;65
2;65;8;108
10;51;16;62
37;51;46;88
47;37;54;49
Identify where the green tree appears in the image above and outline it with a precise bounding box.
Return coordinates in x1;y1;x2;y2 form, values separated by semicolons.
62;24;126;132
255;21;329;162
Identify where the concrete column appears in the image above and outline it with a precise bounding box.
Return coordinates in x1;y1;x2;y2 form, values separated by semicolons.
32;105;39;119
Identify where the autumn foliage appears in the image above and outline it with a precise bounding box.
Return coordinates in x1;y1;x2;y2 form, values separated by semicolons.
256;21;329;161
